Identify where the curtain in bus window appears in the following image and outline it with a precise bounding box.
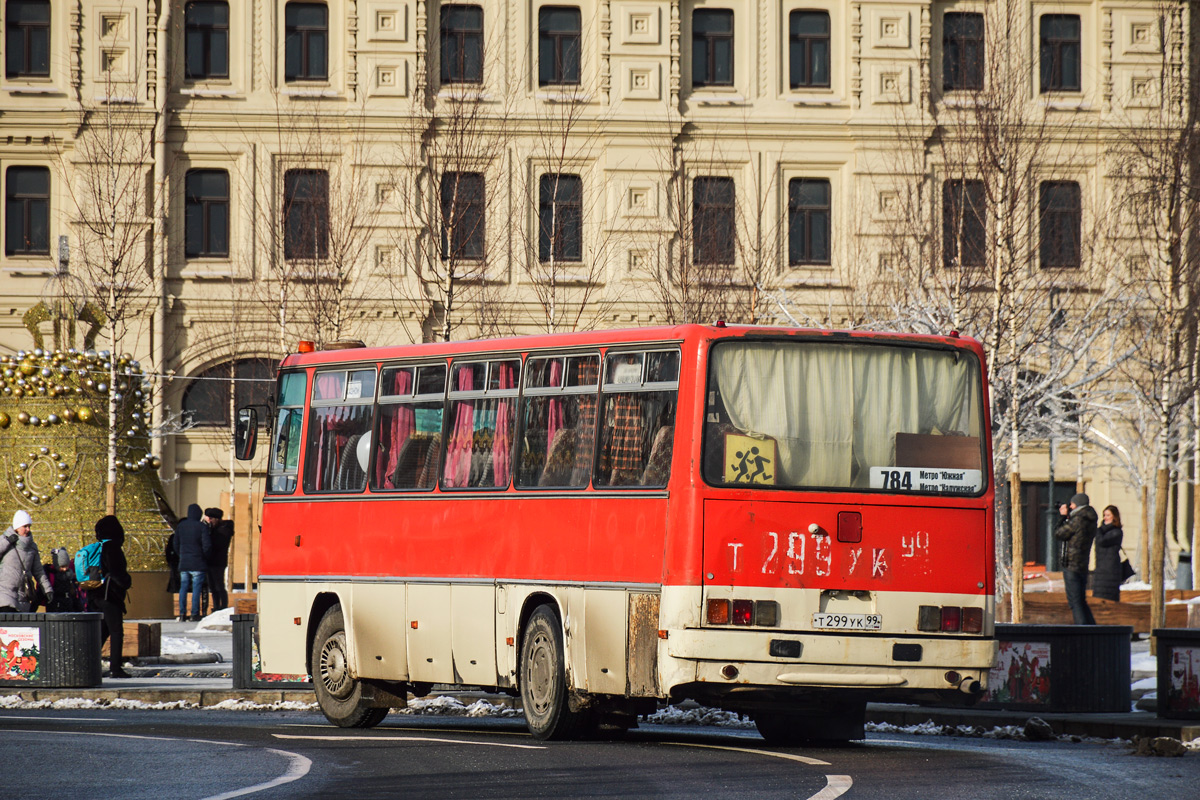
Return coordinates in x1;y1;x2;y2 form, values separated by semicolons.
492;362;516;487
595;391;676;487
571;358;599;485
444;367;476;487
376;370;415;489
713;343;979;488
545;359;565;461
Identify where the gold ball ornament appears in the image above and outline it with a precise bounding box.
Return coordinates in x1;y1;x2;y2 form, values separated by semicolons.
0;411;8;428
76;406;94;423
17;411;30;424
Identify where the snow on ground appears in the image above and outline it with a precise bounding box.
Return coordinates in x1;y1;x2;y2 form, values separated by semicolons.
194;607;235;631
160;636;220;658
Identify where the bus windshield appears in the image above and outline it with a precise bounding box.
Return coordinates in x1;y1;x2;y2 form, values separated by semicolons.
703;340;986;495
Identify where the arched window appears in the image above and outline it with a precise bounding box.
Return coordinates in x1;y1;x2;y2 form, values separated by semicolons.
182;358;275;427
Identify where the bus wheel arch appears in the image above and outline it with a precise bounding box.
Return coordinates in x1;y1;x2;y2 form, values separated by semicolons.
305;592;343;677
518;602;594;740
311;603;389;729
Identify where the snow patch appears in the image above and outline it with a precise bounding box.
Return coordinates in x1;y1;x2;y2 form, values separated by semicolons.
194;607;235;631
644;705;756;729
396;696;520;718
205;699;317;712
160;636;219;657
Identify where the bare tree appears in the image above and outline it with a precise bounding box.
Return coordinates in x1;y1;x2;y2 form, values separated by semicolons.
1107;2;1200;634
61;58;160;513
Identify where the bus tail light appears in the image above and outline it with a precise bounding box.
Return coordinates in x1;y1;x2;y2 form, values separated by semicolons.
707;599;780;627
940;606;962;632
755;601;780;627
918;605;940;631
962;607;984;633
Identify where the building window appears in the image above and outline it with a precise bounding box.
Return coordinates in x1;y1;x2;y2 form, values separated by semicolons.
538;6;581;86
5;0;50;78
284;2;328;81
441;5;483;84
692;9;733;88
789;11;829;89
4;166;50;256
787;178;831;266
942;179;985;267
1040;14;1080;92
943;12;983;91
1039;181;1081;268
283;169;329;260
182;358;275;428
539;174;582;262
441;172;485;260
692;177;735;265
184;169;230;258
185;1;229;80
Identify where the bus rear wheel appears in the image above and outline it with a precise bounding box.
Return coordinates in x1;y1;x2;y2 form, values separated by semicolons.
520;605;592;740
753;701;866;745
312;605;389;729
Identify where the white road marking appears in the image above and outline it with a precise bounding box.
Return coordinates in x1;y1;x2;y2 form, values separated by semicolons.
274;732;546;750
667;742;854;799
809;775;853;799
665;741;830;766
199;749;313;800
0;729;311;798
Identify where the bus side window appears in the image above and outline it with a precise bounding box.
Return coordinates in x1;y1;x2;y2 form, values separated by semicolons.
594;350;678;488
516;354;599;489
268;372;308;494
373;365;445;491
443;359;519;489
304;369;375;494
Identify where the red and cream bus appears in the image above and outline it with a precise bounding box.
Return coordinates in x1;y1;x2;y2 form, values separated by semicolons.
237;324;996;741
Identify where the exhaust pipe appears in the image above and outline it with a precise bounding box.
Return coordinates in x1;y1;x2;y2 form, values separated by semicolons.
958;678;983;695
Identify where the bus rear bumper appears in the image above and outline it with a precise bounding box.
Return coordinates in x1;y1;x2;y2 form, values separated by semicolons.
662;629;997;695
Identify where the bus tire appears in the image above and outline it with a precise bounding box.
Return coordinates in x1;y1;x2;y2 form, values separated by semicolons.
754;704;865;745
312;605;389;729
520;605;591;740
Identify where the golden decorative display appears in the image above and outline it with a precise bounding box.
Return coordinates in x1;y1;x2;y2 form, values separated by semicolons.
2;284;175;571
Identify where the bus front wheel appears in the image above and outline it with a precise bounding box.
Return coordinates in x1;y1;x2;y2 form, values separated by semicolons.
312;605;389;729
520;605;592;740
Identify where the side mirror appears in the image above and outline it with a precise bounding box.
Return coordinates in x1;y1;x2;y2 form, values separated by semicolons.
235;407;258;460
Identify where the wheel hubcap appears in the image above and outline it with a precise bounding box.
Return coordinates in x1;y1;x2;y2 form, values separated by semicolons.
319;633;351;698
528;630;553;715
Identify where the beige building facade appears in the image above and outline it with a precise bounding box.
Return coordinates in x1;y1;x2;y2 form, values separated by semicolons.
1;0;1196;585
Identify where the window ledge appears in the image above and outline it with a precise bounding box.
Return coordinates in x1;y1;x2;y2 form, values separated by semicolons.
181;87;238;98
694;92;747;106
438;87;492;102
95;95;139;104
1;263;55;276
1041;97;1090;111
792;94;842;107
8;85;63;96
537;89;593;104
283;87;340;99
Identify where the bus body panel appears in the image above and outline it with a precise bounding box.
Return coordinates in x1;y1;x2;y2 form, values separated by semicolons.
701;499;990;597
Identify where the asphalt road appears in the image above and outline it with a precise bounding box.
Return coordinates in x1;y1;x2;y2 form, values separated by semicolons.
1;709;1196;799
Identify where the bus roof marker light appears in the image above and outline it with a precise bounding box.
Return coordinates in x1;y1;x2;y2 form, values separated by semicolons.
714;319;726;328
297;340;315;353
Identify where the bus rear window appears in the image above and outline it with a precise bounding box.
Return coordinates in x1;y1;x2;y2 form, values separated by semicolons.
703;340;985;494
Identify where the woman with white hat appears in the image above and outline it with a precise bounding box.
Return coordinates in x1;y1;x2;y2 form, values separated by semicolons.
0;510;54;612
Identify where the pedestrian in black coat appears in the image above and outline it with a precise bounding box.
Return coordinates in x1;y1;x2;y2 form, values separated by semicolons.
204;507;234;612
88;515;133;678
1092;505;1125;602
175;504;212;622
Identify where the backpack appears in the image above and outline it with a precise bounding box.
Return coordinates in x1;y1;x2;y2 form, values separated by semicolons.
75;541;105;589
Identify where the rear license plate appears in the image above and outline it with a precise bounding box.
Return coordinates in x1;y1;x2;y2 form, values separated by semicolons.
812;613;882;631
